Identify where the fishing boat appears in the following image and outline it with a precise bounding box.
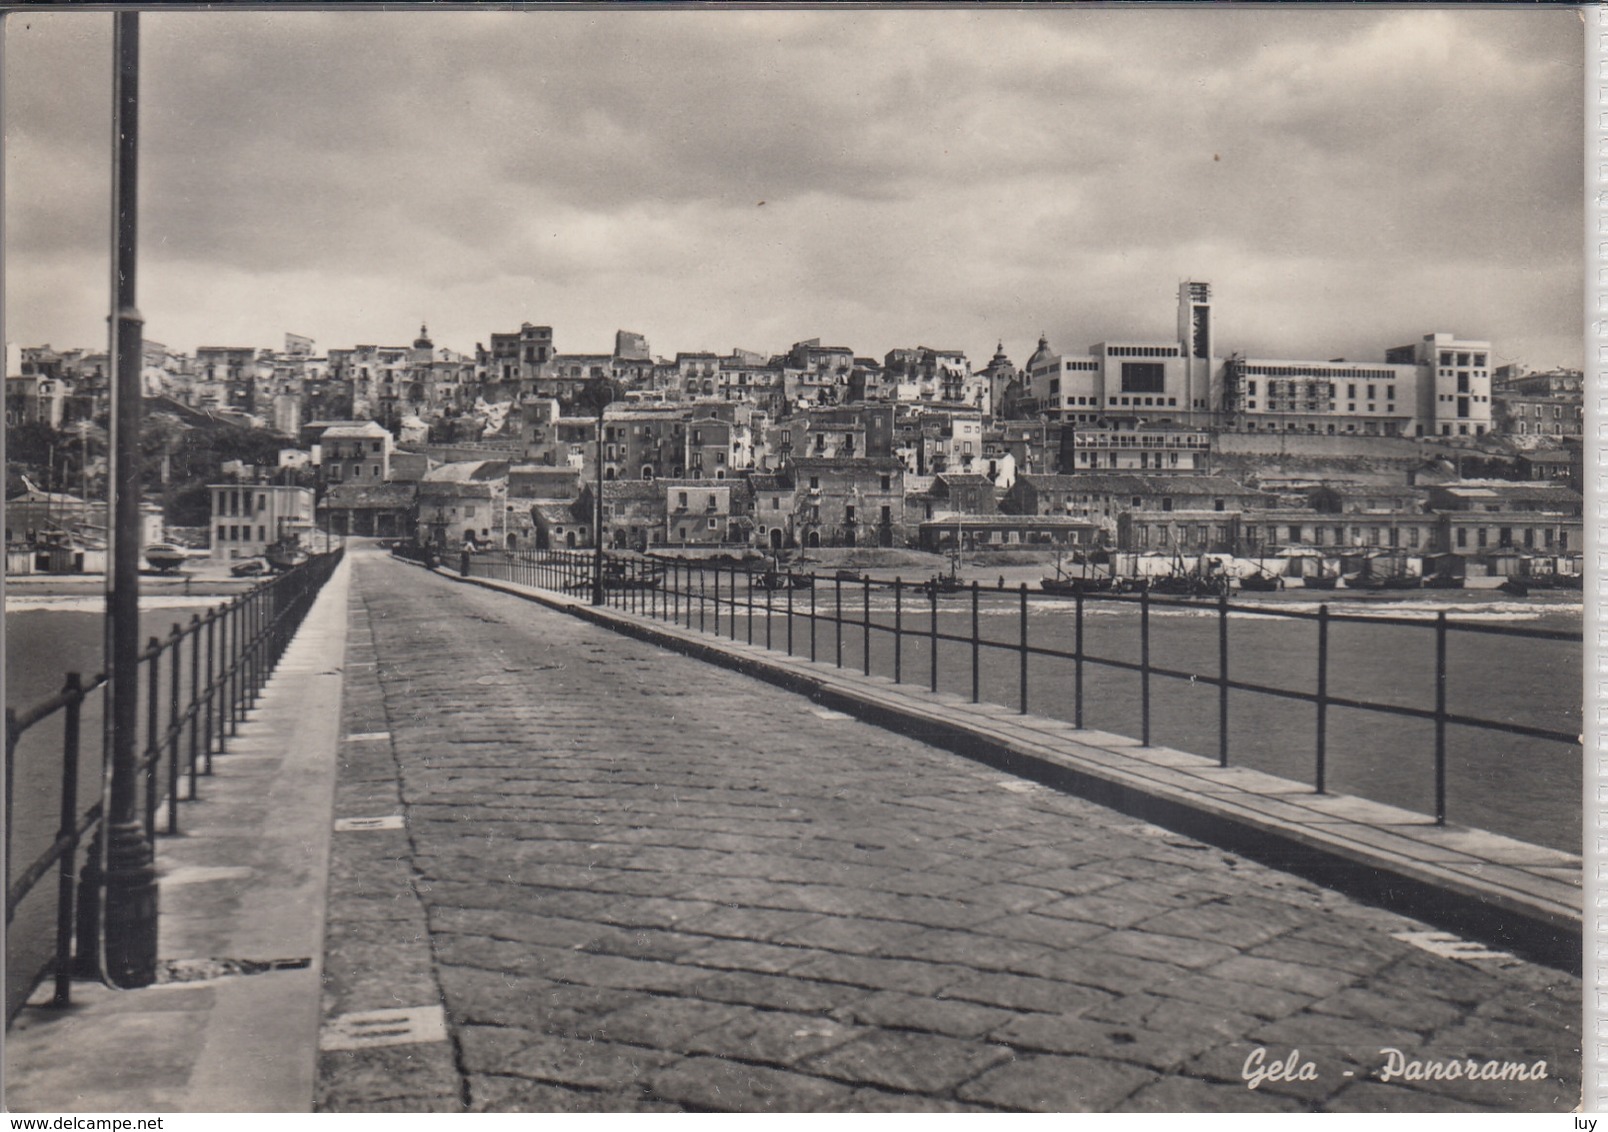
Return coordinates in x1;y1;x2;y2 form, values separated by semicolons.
1146;553;1227;598
1303;572;1339;590
601;560;662;589
1040;548;1113;595
1236;571;1282;593
1498;577;1530;597
1421;573;1464;590
144;542;189;572
264;535;309;572
1345;552;1417;592
918;533;965;596
752;566;805;591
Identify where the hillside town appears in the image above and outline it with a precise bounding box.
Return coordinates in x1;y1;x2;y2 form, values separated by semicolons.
5;281;1583;581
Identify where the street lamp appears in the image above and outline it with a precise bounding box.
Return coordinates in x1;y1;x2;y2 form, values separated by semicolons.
577;378;623;605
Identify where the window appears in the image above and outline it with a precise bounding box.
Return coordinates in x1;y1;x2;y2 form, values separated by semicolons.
1456;527;1467;548
880;474;891;490
809;476;820;489
465;505;476;518
1476;527;1488;549
708;517;717;529
845;505;856;521
1120;362;1165;394
1213;499;1225;512
772;498;780;511
677;491;688;509
217;525;227;543
1161;499;1173;512
258;526;266;542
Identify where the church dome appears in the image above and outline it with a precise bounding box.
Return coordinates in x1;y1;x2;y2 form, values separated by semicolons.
1025;333;1054;372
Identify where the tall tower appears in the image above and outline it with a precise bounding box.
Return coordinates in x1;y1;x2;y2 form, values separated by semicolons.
1178;281;1215;420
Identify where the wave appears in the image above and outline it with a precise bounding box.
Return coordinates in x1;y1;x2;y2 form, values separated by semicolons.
6;595;227;614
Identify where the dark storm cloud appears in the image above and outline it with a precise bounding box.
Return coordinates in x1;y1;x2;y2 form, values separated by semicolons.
3;7;1584;370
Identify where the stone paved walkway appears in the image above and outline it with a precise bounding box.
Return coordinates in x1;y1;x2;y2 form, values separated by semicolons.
317;549;1580;1113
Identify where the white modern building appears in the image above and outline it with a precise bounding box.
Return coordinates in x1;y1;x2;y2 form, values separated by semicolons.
209;484;315;560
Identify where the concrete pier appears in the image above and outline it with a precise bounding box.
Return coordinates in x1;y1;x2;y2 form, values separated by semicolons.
4;544;1581;1113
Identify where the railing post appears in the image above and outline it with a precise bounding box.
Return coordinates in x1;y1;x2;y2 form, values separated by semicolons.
766;573;773;650
244;590;256;710
1316;604;1329;794
894;578;903;684
747;566;754;645
810;569;817;662
1140;588;1151;747
929;581;938;694
189;615;201;797
1018;583;1029;714
970;581;980;704
1434;610;1447;824
713;563;719;635
863;577;871;676
229;599;241;736
247;589;258;709
145;637;160;840
1074;591;1084;729
53;673;84;1007
835;573;843;668
167;624;182;833
786;572;794;656
4;709;16;889
700;564;707;633
1218;590;1230;767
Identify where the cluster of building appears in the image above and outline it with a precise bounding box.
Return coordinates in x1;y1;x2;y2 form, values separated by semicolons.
5;282;1584;568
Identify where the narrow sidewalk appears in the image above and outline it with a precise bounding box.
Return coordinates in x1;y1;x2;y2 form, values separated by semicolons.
5;556;352;1113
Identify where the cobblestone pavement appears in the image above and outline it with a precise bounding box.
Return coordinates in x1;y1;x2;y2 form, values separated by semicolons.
318;550;1580;1113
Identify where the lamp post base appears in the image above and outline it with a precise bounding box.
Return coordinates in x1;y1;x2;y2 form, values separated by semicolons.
101;819;158;988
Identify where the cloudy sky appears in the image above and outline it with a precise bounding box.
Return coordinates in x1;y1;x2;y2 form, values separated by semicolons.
4;8;1584;374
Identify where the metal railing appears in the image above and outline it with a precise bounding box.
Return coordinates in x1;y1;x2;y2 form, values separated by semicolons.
4;548;344;1019
463;549;1580;841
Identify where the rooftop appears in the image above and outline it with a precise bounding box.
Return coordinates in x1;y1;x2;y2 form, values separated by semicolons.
420;460;508;484
320;483;415;508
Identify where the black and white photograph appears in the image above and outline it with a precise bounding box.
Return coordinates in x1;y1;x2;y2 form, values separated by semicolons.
1;4;1588;1117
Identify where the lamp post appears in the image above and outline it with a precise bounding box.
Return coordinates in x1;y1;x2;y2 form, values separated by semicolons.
102;10;158;988
578;378;622;605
